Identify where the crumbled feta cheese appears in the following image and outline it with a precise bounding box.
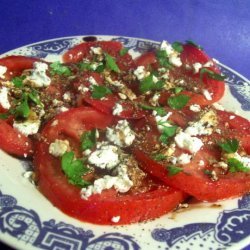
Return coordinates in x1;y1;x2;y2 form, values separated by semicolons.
241;156;250;169
229;115;235;120
106;120;135;147
169;56;182;67
49;139;70;157
81;164;133;199
199;160;205;166
153;111;172;132
202;89;212;101
112;103;123;116
88;76;98;85
88;143;120;169
52;99;63;107
174;131;204;154
26;62;51;88
111;216;120;223
192;62;202;74
90;46;102;55
203;61;214;68
134;66;149;80
152;75;158;83
189;104;201;112
13;119;40;136
63;92;71;101
0;86;11;109
212;103;225;111
149;93;160;106
57;106;69;113
177;153;192;164
0;66;7;79
118;93;127;100
78;85;89;93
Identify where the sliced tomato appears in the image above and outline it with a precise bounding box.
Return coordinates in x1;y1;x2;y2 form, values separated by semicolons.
135;52;158;70
0;120;33;157
0;56;41;79
133;111;250;202
34;107;186;225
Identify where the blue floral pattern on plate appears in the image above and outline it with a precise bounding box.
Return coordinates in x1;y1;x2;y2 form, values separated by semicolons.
0;36;249;250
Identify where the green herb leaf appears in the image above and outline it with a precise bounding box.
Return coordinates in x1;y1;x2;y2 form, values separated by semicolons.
218;138;239;153
156;50;173;68
95;63;105;73
81;129;96;151
173;87;183;94
186;40;203;50
152;153;167;161
91;85;112;99
105;53;120;73
167;94;190;110
140;75;164;93
12;75;26;88
61;151;90;187
228;158;250;173
139;104;167;116
14;95;30;118
203;169;212;176
78;62;91;71
172;42;183;53
167;165;183;176
28;91;42;106
200;68;226;81
0;113;9;120
159;125;178;144
50;61;72;76
119;48;129;56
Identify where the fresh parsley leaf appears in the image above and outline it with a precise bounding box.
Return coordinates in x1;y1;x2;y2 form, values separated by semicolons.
172;42;183;53
61;151;90;187
81;130;96;151
139;104;167;116
95;63;105;73
0;113;9;120
91;85;112;99
105;53;120;73
153;153;167;161
119;48;129;56
186;40;203;50
200;68;226;81
50;61;72;76
14;94;30;118
140;75;164;93
167;165;183;176
228;158;250;173
167;94;190;110
78;62;91;71
203;169;212;176
156;50;173;68
12;75;26;88
218;138;239;153
159;125;178;144
28;91;42;106
173;87;183;94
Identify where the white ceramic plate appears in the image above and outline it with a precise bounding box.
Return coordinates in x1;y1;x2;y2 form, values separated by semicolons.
0;36;250;250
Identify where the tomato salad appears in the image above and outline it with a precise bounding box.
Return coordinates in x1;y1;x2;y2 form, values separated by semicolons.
0;40;249;225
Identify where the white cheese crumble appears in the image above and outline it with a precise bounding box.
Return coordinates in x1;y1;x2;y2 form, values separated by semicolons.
88;76;98;85
49;139;70;157
90;46;102;55
199;160;205;166
106;120;135;147
57;106;69;113
212;102;225;111
112;103;123;116
0;65;7;79
111;216;121;223
26;62;51;88
0;86;11;109
149;93;160;106
78;85;89;93
189;104;201;112
174;131;203;154
13;119;40;136
202;89;212;101
81;164;133;199
153;111;172;132
192;62;202;74
133;66;149;80
63;92;71;102
88;143;120;169
177;153;192;164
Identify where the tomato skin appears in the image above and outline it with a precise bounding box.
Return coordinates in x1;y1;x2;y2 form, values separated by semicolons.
34;107;186;225
135;52;158;70
0;56;41;79
0;120;33;157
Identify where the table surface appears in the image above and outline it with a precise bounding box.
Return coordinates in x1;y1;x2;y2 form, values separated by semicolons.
0;1;250;249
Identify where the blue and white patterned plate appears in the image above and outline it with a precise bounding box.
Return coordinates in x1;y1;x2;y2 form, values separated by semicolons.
0;36;249;250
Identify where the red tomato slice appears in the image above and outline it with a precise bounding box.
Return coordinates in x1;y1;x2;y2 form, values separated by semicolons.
0;120;33;157
133;111;250;202
135;52;158;70
0;56;41;79
34;107;186;225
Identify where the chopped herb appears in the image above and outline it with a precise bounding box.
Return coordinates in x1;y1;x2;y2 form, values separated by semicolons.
159;124;178;144
167;165;183;176
95;63;105;73
78;62;91;71
140;74;164;93
119;48;129;56
81;129;96;151
203;169;212;176
172;42;183;53
91;85;112;99
200;68;226;81
228;158;249;173
12;75;26;88
28;90;42;106
218;138;239;153
173;87;183;94
156;50;173;68
14;94;30;118
50;61;72;76
0;113;9;120
167;94;190;110
186;40;203;50
139;104;167;116
105;53;120;73
61;151;90;187
153;153;167;161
